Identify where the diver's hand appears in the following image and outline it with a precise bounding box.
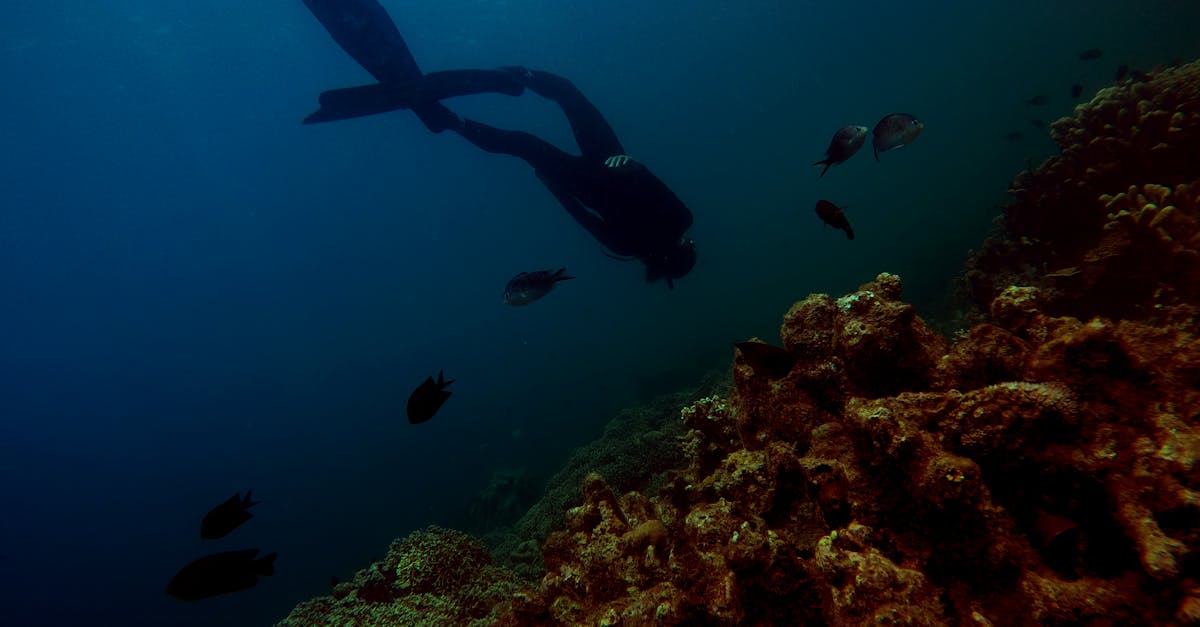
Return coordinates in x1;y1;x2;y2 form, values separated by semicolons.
604;154;634;168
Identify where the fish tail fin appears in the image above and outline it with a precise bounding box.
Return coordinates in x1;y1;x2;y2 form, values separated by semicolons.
554;268;576;281
814;160;832;178
255;552;277;577
844;227;856;240
242;489;261;507
437;371;455;389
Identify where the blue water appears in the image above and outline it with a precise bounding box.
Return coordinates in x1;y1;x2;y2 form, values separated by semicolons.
2;1;1198;625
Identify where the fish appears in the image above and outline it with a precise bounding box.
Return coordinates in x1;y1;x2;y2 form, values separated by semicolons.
166;549;276;601
503;268;575;306
1003;131;1023;142
1130;68;1150;82
871;113;924;160
201;490;260;540
1078;48;1104;61
407;370;454;424
814;200;855;240
1026;94;1049;106
1029;118;1046;128
735;341;796;379
1114;64;1129;82
812;125;868;178
1070;83;1083;99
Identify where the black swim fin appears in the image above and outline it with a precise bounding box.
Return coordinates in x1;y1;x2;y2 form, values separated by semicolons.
303;82;418;124
302;0;422;84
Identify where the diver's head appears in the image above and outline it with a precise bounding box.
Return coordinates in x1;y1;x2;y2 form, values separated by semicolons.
644;237;696;289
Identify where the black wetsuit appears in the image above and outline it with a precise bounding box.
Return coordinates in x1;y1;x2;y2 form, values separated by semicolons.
301;0;694;278
446;70;693;263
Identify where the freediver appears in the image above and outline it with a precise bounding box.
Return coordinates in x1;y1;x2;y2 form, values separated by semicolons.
300;0;697;288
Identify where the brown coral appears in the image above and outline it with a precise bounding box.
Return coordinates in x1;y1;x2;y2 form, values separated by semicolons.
964;60;1200;329
490;275;1198;626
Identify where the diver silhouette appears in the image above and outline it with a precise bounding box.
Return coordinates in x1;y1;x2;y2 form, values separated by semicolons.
301;0;697;288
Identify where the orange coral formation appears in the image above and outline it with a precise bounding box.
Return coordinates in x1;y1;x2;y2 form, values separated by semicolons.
965;60;1200;329
493;275;1199;625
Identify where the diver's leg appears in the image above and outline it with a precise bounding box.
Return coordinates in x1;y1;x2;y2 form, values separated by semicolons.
456;116;571;173
302;0;422;84
522;70;624;159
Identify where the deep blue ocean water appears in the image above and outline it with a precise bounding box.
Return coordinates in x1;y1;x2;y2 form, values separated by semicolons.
2;1;1198;625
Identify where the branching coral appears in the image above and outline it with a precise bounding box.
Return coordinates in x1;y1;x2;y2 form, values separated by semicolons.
964;60;1200;329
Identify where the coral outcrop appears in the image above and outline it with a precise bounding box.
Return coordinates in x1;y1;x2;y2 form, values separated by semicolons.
274;527;525;626
964;59;1200;329
494;275;1199;626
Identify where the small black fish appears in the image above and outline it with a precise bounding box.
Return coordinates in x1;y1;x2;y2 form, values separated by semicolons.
166;549;276;601
1070;83;1083;99
1026;94;1049;106
201;490;260;540
812;125;868;177
814;199;854;240
1029;118;1046;129
1130;68;1151;82
1078;48;1103;61
735;341;796;379
503;268;574;306
1003;131;1023;142
1114;64;1129;82
871;113;923;160
407;370;453;424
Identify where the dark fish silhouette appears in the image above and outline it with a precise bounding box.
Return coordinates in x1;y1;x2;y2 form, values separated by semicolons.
407;370;454;424
871;113;923;160
201;490;260;540
814;200;855;240
812;125;868;177
1070;83;1084;99
1029;118;1046;129
1114;64;1129;82
735;341;796;379
1078;48;1103;61
1026;94;1049;106
1003;131;1023;142
1130;68;1150;82
503;268;574;306
166;549;276;601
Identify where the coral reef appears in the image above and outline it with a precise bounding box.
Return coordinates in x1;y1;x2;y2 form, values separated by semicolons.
493;275;1199;625
964;59;1200;329
485;375;720;580
274;526;525;627
466;466;540;534
275;60;1200;626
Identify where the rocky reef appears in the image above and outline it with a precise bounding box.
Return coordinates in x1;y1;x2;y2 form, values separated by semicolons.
275;61;1200;626
275;527;526;626
964;59;1200;330
488;274;1199;625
